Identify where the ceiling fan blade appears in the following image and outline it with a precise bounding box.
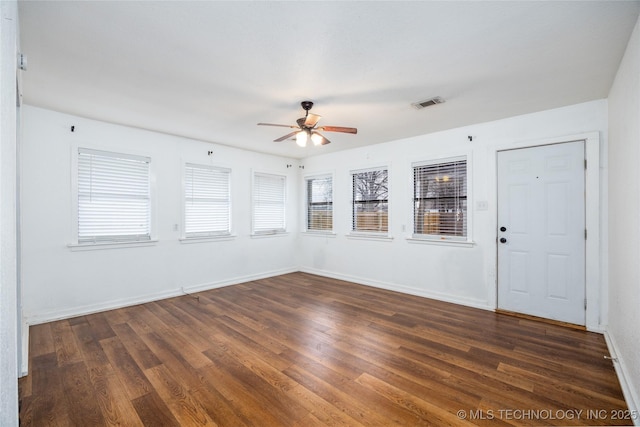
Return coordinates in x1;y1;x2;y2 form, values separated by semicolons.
312;131;331;145
257;123;298;129
318;125;357;134
304;113;321;127
274;131;299;142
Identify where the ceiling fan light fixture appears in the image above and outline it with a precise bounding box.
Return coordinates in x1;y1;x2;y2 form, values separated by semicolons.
311;132;323;146
296;130;308;147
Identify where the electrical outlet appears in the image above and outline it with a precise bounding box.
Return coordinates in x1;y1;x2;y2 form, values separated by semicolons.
476;201;489;211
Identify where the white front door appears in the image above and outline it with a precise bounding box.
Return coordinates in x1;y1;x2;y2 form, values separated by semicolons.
497;141;586;325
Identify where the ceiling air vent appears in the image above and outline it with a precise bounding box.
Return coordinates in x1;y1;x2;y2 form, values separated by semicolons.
412;96;445;110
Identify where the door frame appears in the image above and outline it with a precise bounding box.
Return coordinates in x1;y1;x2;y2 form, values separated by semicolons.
490;132;601;331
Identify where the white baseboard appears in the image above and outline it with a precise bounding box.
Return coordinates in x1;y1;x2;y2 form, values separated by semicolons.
604;330;640;426
181;267;298;293
25;288;182;326
300;267;492;311
19;322;29;377
24;267;298;326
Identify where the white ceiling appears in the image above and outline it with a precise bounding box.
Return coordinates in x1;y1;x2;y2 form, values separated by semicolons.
18;1;640;159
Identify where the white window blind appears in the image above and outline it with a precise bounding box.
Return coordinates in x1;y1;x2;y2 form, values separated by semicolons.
78;148;151;243
413;157;467;239
185;164;231;238
252;172;286;234
352;168;388;233
306;176;333;231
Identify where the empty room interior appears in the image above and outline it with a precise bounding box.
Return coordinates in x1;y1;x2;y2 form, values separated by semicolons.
2;1;640;426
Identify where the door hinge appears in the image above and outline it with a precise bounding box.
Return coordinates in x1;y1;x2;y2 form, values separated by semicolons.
585;298;587;310
585;229;587;240
584;159;587;169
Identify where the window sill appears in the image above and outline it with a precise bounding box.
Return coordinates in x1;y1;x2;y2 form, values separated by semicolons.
346;233;393;242
68;240;159;251
301;231;337;237
251;231;289;239
406;237;475;248
179;234;237;244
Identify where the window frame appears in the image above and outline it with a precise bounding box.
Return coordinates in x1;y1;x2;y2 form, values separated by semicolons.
70;145;157;249
182;163;232;240
305;173;334;234
410;155;470;243
251;170;287;236
349;166;390;237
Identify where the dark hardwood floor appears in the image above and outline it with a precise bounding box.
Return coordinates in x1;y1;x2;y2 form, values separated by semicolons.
19;272;631;426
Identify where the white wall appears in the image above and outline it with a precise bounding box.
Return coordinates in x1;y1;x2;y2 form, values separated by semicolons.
298;100;608;326
607;15;640;417
0;1;19;426
21;106;300;324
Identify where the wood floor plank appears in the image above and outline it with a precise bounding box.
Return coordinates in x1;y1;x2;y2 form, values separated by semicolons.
111;322;162;370
355;372;482;427
284;362;418;427
498;362;627;408
26;353;71;426
138;331;209;388
189;381;253;427
86;312;117;340
197;363;285;427
145;299;219;351
328;339;484;413
59;361;106;426
29;323;55;358
203;345;309;426
20;272;631;426
70;320;146;426
72;321;111;368
137;326;247;425
215;314;291;365
291;412;332;427
144;364;218;426
91;367;146;427
100;306;133;326
99;335;154;400
285;382;369;427
50;319;83;366
131;391;181;427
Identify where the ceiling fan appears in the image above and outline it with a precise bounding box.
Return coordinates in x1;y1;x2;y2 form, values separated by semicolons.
258;101;357;147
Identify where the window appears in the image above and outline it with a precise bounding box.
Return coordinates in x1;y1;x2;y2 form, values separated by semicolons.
252;172;286;234
413;157;467;239
77;148;151;243
306;175;333;231
352;168;388;233
184;164;231;238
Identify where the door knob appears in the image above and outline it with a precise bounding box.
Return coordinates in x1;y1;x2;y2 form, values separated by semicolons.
500;237;507;243
500;226;507;232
